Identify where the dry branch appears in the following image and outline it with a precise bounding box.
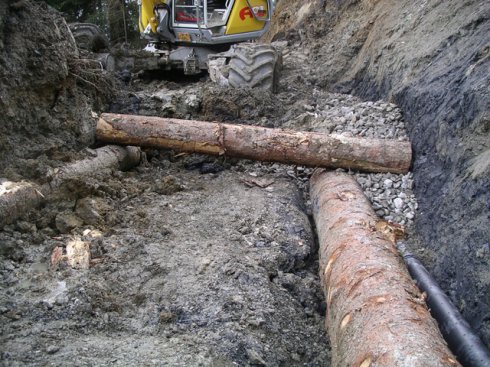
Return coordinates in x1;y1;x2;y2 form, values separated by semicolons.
310;170;460;367
0;145;141;228
97;113;412;174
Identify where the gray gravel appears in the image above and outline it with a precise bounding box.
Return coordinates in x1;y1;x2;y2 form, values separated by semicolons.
277;46;417;229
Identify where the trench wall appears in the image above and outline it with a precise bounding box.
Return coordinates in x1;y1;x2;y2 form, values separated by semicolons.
266;0;490;345
0;1;96;178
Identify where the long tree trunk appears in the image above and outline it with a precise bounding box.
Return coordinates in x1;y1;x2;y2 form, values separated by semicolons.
0;145;141;228
107;0;127;44
97;113;412;174
310;169;460;367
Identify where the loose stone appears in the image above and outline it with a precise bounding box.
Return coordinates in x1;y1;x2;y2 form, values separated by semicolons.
393;198;404;209
383;179;393;188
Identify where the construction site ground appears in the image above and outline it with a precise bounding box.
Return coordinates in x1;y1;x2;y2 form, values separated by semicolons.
0;41;419;365
1;1;488;366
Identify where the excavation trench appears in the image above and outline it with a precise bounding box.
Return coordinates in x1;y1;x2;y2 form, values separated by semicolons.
0;44;421;364
0;135;467;367
0;75;423;366
1;2;488;364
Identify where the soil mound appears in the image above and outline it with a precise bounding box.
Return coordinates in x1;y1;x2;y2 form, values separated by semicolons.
0;1;107;181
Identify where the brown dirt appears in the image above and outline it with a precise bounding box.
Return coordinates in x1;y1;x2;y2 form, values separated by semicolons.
0;0;113;181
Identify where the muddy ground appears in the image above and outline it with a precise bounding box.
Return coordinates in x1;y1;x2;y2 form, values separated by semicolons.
1;0;489;365
0;161;329;366
0;29;417;364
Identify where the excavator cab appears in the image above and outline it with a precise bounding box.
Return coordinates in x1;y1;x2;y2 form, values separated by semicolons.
139;0;272;44
137;0;279;82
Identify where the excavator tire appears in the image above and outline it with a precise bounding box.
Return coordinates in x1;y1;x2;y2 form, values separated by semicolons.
69;23;110;52
228;43;281;93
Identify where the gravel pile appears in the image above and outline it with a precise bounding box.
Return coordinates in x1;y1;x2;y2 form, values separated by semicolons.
277;47;418;229
313;94;416;228
355;172;417;226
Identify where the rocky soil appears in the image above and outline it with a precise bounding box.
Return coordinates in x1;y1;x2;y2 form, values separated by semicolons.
1;0;489;365
0;32;419;364
1;163;330;366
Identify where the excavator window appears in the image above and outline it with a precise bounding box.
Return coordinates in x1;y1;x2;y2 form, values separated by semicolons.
174;0;202;23
174;0;228;25
207;0;226;11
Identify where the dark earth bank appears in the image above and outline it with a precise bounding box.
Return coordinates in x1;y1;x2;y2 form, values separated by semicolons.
0;0;112;181
264;0;490;345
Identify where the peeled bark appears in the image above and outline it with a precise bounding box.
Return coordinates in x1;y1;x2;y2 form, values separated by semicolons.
97;113;412;174
310;170;460;367
0;145;141;228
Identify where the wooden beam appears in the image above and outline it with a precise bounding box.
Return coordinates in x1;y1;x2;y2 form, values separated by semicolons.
97;113;412;174
310;169;459;367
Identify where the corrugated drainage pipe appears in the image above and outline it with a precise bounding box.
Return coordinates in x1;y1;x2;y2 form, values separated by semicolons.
398;243;490;367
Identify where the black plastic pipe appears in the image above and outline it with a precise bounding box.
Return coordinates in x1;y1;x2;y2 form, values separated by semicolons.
398;243;490;367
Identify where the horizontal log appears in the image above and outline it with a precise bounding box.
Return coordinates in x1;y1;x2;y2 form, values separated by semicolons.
310;170;460;367
48;145;141;188
0;145;141;228
97;113;412;174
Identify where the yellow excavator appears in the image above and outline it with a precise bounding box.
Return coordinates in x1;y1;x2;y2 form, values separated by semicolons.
137;0;280;90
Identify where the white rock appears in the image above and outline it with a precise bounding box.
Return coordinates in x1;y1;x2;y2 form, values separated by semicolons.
383;179;393;188
393;198;404;209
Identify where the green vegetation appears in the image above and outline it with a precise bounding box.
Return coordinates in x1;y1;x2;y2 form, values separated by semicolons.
45;0;140;44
